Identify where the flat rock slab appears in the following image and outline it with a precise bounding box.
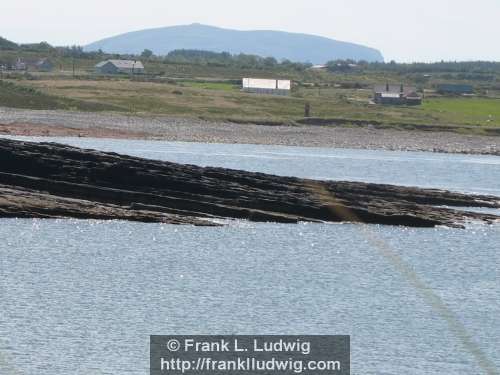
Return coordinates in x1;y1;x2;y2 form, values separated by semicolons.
0;138;499;228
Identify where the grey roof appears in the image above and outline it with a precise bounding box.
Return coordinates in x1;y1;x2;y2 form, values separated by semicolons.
436;84;473;93
374;84;416;95
406;91;421;98
95;60;144;69
36;58;52;66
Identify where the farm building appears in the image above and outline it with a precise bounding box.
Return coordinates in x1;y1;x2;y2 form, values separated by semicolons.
374;83;422;105
242;78;291;95
95;60;144;75
436;84;473;95
9;58;54;72
309;64;328;70
35;58;54;72
13;58;26;71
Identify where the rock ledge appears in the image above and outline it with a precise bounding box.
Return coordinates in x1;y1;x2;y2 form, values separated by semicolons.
1;139;498;228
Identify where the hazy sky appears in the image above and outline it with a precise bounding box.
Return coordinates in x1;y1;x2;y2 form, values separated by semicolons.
1;0;499;62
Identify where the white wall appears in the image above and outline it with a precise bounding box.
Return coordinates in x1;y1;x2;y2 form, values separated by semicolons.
243;78;291;90
277;80;291;90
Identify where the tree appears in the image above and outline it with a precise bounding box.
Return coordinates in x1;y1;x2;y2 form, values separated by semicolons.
141;49;154;59
263;57;278;67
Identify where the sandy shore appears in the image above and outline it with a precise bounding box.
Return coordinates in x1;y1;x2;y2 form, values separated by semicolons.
1;107;499;155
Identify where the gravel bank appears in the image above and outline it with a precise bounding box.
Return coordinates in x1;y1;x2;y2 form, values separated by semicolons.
1;107;499;155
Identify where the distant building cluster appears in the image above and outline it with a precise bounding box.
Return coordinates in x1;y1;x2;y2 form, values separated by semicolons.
242;78;292;95
373;84;422;105
95;60;145;75
1;57;54;72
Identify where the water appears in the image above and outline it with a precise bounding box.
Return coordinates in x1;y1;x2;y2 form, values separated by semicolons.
1;136;499;374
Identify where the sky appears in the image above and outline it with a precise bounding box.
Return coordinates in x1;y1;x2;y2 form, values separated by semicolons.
1;0;499;62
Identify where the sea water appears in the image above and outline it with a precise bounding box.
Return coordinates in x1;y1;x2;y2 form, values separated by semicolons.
1;136;499;374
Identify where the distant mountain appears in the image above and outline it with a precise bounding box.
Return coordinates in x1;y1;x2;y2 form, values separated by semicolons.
84;24;384;63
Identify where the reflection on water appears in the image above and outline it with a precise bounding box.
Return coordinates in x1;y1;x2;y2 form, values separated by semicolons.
1;136;499;374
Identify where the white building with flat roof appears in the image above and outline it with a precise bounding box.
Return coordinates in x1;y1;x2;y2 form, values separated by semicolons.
242;78;291;95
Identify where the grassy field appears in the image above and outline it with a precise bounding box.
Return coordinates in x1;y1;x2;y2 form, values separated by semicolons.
421;98;500;126
0;80;119;111
1;51;500;135
5;78;498;132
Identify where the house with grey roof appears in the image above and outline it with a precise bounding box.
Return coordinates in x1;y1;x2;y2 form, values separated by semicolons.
35;58;54;72
373;83;422;105
95;60;144;75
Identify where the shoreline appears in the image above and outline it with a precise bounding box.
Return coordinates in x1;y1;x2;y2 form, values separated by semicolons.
1;108;499;156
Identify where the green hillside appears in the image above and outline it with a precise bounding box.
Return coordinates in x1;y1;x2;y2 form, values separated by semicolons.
0;36;18;50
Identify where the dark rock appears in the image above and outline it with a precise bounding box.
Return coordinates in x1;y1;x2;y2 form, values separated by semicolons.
0;138;498;227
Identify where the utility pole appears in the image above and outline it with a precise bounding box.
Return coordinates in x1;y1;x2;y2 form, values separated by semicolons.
304;102;311;117
72;57;75;78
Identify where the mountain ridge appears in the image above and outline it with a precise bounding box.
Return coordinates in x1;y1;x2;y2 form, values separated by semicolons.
84;23;384;64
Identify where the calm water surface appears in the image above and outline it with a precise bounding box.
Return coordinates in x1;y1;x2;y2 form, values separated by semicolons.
1;136;499;374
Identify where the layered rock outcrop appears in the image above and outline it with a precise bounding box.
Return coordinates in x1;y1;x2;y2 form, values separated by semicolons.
1;139;498;227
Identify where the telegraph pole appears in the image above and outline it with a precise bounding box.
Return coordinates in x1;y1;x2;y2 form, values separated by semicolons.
304;102;311;117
